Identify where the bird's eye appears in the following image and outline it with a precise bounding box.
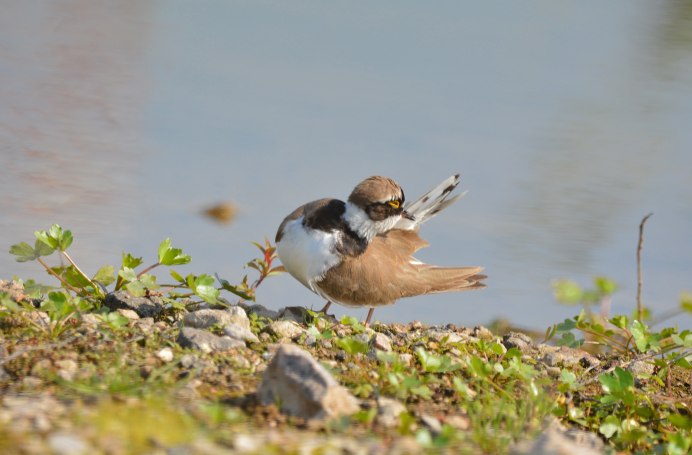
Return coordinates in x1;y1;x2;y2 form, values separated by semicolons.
388;200;400;209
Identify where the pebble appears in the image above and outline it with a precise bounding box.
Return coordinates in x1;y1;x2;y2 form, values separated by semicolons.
502;332;534;353
267;320;305;340
375;397;406;428
177;327;245;353
156;347;174;362
55;359;78;381
371;332;392;352
224;323;260;344
116;308;140;320
48;432;89;455
183;308;250;330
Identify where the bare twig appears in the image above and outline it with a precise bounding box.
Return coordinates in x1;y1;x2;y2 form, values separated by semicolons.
637;213;653;321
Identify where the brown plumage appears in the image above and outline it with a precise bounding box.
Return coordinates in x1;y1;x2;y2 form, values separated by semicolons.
275;174;485;326
317;229;486;308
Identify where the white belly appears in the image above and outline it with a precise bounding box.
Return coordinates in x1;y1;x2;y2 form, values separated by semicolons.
276;216;342;293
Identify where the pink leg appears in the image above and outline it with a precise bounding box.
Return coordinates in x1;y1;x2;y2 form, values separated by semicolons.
364;308;375;327
319;301;332;314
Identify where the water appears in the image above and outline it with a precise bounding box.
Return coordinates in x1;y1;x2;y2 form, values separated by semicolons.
1;1;691;331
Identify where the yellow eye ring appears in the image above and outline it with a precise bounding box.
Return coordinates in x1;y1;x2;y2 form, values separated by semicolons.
388;200;400;209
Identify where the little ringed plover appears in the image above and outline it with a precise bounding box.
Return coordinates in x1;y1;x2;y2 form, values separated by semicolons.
275;174;485;326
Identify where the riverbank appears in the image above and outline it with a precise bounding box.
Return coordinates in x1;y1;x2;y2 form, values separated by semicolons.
0;280;689;454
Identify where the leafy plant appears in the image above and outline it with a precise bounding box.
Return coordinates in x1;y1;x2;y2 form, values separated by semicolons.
9;224;283;308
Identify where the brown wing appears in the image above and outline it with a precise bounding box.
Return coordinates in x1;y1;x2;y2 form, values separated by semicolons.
376;229;429;256
317;230;485;307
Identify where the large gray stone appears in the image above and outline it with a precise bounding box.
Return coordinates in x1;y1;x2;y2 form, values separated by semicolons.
258;344;360;420
177;327;244;353
104;291;163;318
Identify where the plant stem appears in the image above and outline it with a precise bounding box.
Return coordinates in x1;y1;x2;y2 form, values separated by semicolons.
36;257;82;295
137;262;160;278
61;251;101;296
636;213;653;322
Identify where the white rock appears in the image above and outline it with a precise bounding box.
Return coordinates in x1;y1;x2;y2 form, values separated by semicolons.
258;344;360;420
156;347;174;362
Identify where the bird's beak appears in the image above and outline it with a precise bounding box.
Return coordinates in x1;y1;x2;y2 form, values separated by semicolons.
402;210;415;221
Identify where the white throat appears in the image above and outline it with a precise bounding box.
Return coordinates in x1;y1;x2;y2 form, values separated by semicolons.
343;202;400;242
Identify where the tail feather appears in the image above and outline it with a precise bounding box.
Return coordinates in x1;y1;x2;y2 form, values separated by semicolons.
401;265;486;297
396;174;465;230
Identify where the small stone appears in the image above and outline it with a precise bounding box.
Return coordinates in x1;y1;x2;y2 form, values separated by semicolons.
473;325;495;341
227;306;251;330
135;317;155;334
241;303;280;320
371;332;392;352
224;323;260;344
446;415;470;431
55;359;78;382
258;344;360;420
267;320;305;340
278;306;313;323
156;347;174;362
502;332;534;353
116;309;140;320
420;414;443;435
375;397;406;428
628;359;655;377
410;321;424;330
510;419;604;455
539;345;590;368
48;432;89;455
304;335;317;347
546;366;562;378
104;291;163;318
183;308;250;330
80;313;100;328
177;327;245;353
399;353;413;366
426;330;463;344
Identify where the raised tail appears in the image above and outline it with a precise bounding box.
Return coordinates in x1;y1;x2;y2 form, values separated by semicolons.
396;174;465;230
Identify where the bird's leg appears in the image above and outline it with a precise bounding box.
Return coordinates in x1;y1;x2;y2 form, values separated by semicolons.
318;301;332;314
364;308;375;327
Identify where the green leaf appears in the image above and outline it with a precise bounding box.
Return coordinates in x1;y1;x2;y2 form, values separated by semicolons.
125;280;146;297
35;224;73;251
630;320;650;353
552;280;583;305
680;292;692;314
599;415;620;438
9;242;39;262
170;269;185;283
63;266;92;289
594;276;617;295
118;267;137;283
335;336;369;355
416;347;460;373
121;252;143;269
609;315;628;329
138;274;159;290
93;265;115;286
189;274;219;304
157;238;191;266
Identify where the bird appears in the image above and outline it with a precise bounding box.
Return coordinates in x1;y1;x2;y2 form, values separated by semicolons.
274;174;485;326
